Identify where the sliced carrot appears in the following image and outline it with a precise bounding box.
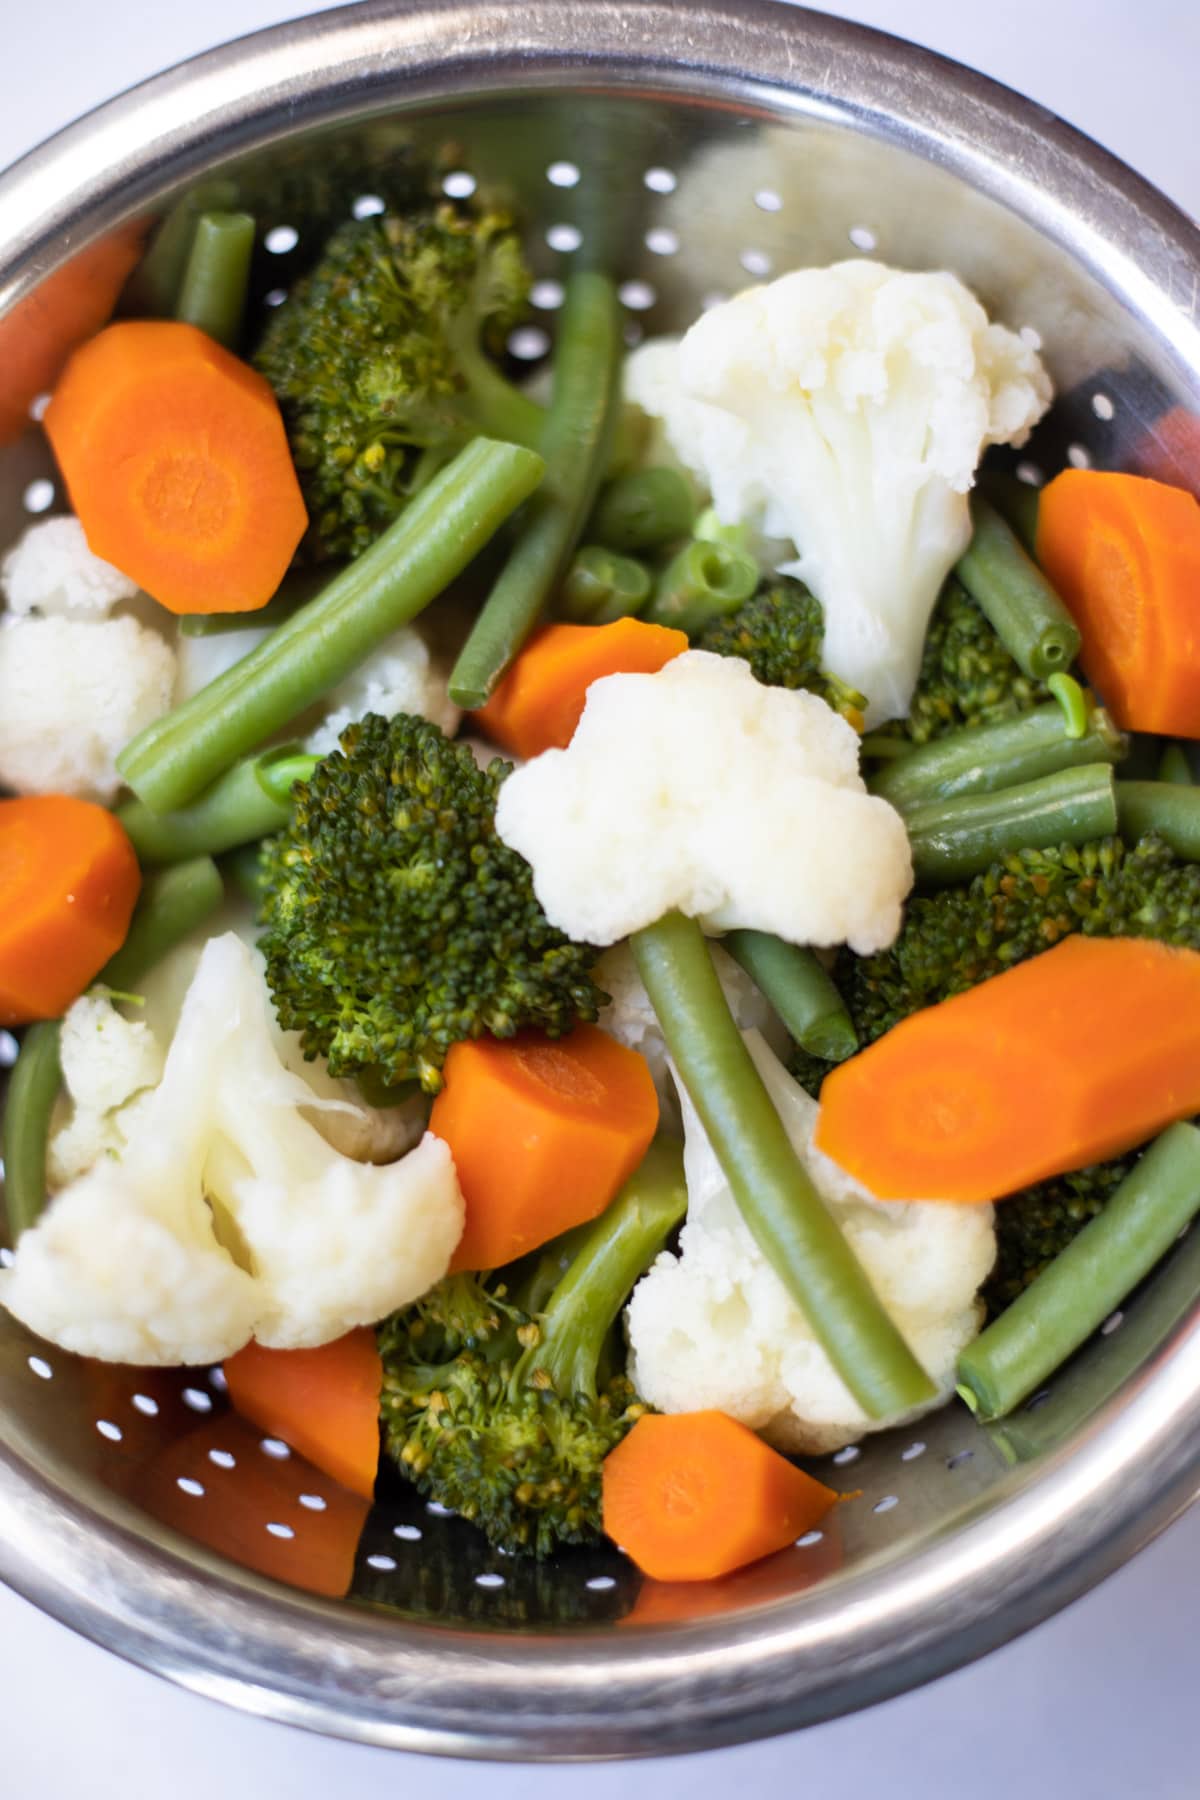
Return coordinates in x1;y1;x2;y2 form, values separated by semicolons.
431;1026;659;1273
44;320;307;615
0;795;140;1025
0;223;145;446
602;1410;837;1583
475;618;689;759
1036;469;1200;736
223;1330;382;1502
815;934;1200;1203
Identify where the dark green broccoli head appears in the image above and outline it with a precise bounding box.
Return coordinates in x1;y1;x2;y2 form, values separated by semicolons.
257;713;605;1092
697;577;867;721
378;1146;685;1557
883;577;1046;743
254;203;536;559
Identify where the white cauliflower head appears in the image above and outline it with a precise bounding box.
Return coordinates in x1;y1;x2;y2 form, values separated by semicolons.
304;624;461;754
625;1032;996;1454
0;614;176;802
1;515;140;619
495;649;911;953
2;934;463;1363
624;261;1052;723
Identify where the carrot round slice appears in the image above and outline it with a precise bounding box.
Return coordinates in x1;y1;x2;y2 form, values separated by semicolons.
431;1025;660;1272
223;1330;382;1502
814;934;1200;1202
0;795;141;1024
44;320;307;615
603;1410;838;1582
1036;469;1200;736
475;618;688;759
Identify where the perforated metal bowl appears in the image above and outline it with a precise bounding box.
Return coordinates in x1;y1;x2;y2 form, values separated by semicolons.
3;0;1200;1760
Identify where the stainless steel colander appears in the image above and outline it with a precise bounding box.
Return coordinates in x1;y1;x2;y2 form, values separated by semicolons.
2;0;1200;1760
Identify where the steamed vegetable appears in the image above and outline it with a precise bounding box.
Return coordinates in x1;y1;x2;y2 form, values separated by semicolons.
430;1027;659;1271
722;930;858;1062
175;211;256;350
877;576;1046;744
44;321;308;615
869;697;1126;813
495;650;912;953
588;466;695;553
955;493;1080;680
558;545;653;624
815;935;1200;1201
640;538;759;634
475;618;688;759
1037;469;1200;736
379;1140;687;1557
1;516;140;620
903;763;1118;884
696;576;866;721
224;1330;383;1501
253;203;541;560
602;1410;837;1581
258;713;605;1093
623;260;1051;722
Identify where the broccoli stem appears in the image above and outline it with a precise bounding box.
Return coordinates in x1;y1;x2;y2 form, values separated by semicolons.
118;437;545;812
630;911;936;1418
588;467;696;554
1116;781;1200;860
869;699;1127;814
521;1139;687;1400
118;748;317;864
976;468;1041;555
723;930;858;1062
174;211;256;350
1;856;224;1243
454;333;547;451
1158;743;1194;786
957;1122;1200;1419
641;539;759;635
559;545;652;624
956;495;1081;681
905;764;1119;886
449;271;622;708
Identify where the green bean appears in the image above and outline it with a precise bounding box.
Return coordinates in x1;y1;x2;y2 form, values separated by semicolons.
2;1023;62;1242
956;494;1081;680
905;764;1118;885
450;272;622;708
631;912;935;1418
1;857;224;1242
1047;672;1088;740
119;437;544;812
124;179;240;316
694;507;751;553
117;748;316;863
175;211;256;349
860;734;916;764
641;539;759;634
588;467;695;553
957;1122;1200;1420
179;569;329;637
976;468;1040;555
723;931;858;1061
559;546;652;623
222;842;269;907
1116;780;1200;859
99;857;225;993
870;700;1127;814
1158;742;1193;786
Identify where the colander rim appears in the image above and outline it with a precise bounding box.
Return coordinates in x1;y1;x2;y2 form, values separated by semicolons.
1;0;1200;1759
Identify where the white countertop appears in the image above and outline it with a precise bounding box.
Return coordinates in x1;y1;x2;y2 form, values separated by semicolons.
3;3;1199;1795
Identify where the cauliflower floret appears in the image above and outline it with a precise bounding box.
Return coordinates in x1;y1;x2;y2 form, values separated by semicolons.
626;1031;996;1453
304;625;461;754
3;934;463;1362
495;649;911;953
173;623;275;705
0;615;176;802
624;261;1052;723
1;516;139;619
48;996;165;1188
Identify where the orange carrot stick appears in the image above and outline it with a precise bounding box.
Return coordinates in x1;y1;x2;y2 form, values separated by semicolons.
430;1026;659;1272
44;320;307;615
223;1330;382;1502
1036;469;1200;736
602;1410;837;1582
0;795;141;1024
815;934;1200;1203
475;618;688;759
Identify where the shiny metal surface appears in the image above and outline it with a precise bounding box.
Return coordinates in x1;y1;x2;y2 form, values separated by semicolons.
1;0;1200;1759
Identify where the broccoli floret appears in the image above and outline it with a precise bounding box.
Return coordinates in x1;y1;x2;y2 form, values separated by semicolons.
378;1142;686;1557
697;577;867;720
982;1155;1135;1317
257;714;605;1093
882;576;1046;743
254;204;538;559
